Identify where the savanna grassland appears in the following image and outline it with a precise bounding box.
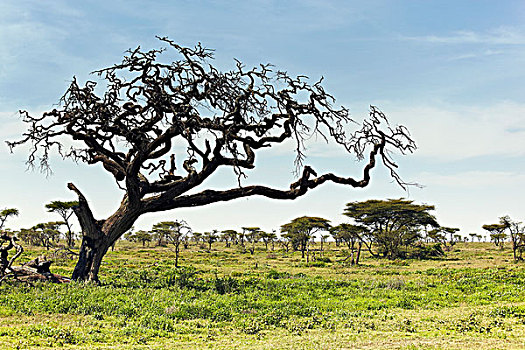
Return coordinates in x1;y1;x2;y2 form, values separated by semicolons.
1;242;525;349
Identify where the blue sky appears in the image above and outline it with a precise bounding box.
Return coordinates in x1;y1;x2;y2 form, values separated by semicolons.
1;1;524;238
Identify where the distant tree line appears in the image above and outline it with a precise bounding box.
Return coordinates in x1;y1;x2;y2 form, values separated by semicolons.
121;198;456;264
2;199;524;268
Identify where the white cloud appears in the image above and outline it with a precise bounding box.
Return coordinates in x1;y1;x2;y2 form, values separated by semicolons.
243;100;525;168
419;170;525;188
387;102;525;161
448;49;504;61
267;101;525;163
404;27;525;45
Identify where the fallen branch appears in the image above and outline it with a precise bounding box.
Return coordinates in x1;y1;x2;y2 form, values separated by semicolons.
0;234;70;284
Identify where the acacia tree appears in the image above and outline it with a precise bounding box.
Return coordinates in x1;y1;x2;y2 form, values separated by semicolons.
427;226;460;251
7;38;415;282
0;209;19;231
243;227;261;254
192;232;203;246
497;216;525;261
151;220;191;267
281;216;331;260
344;199;440;259
221;229;238;247
203;230;219;251
482;223;507;249
330;223;365;265
45;200;79;247
125;230;152;247
31;222;63;250
260;230;277;251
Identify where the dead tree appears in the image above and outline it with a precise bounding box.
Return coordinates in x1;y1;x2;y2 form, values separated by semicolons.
0;233;71;284
0;234;23;277
7;37;416;282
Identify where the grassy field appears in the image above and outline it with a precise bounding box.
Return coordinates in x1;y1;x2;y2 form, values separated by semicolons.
1;241;525;349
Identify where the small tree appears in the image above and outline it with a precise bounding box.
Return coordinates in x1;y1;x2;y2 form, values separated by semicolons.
436;227;461;251
279;237;290;252
192;232;203;246
260;231;277;251
181;234;190;249
0;209;19;230
45;200;79;247
221;230;238;247
330;223;365;265
152;225;169;247
280;216;331;261
483;223;507;249
427;228;446;244
237;231;246;247
203;230;219;251
243;227;261;254
499;216;525;261
17;228;38;246
31;222;63;250
127;230;152;247
320;234;330;252
152;221;191;267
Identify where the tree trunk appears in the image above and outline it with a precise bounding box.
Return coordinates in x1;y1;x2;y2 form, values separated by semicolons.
71;236;110;282
68;184;140;282
355;242;362;265
66;222;74;248
306;242;310;262
175;243;180;268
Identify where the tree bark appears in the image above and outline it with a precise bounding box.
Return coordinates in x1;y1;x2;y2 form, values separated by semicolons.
356;242;362;265
71;236;109;282
68;183;140;282
175;242;180;268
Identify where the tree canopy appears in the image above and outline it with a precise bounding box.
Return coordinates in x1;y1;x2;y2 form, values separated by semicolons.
0;209;19;230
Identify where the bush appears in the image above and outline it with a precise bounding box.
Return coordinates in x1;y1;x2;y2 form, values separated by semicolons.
315;256;332;263
266;270;291;279
213;275;239;294
408;243;445;259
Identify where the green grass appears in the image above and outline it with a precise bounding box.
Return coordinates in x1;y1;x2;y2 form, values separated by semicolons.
1;242;525;349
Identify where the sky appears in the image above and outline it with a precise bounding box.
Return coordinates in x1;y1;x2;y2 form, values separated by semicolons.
1;1;524;239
